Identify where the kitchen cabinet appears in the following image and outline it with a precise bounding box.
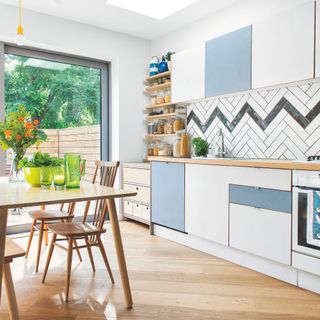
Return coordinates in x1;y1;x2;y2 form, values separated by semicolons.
252;2;314;88
185;164;232;245
151;162;185;232
205;25;252;97
229;203;291;265
316;1;320;78
171;46;205;103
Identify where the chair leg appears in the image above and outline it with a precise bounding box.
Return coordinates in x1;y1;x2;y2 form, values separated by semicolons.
36;220;45;273
65;237;73;303
44;224;49;246
42;233;57;284
73;240;82;262
97;236;114;284
3;263;19;320
25;220;36;258
85;236;95;272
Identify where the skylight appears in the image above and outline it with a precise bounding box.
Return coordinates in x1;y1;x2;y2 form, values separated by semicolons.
106;0;198;20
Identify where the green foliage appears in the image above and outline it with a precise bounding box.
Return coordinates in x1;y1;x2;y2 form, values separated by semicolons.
19;151;63;168
165;51;175;61
5;55;101;129
192;137;210;157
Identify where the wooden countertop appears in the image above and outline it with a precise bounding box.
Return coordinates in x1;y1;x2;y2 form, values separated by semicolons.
147;156;320;171
123;162;150;169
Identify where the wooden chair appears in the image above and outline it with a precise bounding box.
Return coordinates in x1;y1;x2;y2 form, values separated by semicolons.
42;160;120;302
25;164;86;273
4;238;26;320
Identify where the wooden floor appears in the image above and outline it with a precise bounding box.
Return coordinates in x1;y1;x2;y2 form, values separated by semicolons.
1;221;320;319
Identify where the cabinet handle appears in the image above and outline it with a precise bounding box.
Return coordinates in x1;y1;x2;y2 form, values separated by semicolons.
136;187;139;191
136;204;139;207
254;187;261;190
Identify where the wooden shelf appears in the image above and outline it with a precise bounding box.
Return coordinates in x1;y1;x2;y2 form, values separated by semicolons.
146;134;177;138
145;71;170;82
145;82;171;93
145;102;174;109
146;113;177;120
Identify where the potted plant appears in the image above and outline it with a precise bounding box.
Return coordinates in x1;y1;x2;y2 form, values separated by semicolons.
165;51;175;71
0;106;47;182
192;137;210;158
19;151;63;187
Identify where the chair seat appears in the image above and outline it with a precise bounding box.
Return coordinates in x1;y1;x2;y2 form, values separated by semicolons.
28;209;74;221
48;222;106;237
5;238;25;264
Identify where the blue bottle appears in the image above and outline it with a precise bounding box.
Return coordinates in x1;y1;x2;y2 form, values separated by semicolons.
150;56;159;76
158;56;168;73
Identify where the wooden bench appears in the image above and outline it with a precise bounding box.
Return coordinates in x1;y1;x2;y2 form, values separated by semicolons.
3;238;25;320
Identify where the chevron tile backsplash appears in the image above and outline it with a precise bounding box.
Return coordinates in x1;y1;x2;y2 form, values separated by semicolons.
187;81;320;159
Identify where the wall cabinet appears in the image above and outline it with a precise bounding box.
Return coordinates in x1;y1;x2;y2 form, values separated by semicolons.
205;25;252;97
252;2;314;89
122;163;150;225
316;1;320;78
185;164;232;245
151;162;185;232
171;46;205;103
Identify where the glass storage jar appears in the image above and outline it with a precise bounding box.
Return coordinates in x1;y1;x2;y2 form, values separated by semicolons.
173;117;185;132
158;142;171;156
180;133;190;158
164;87;171;103
156;90;165;104
173;137;181;158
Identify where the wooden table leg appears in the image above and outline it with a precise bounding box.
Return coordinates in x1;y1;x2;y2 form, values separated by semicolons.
3;263;19;320
107;198;133;309
0;208;8;302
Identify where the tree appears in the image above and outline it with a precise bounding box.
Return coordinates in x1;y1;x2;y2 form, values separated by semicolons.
4;54;101;129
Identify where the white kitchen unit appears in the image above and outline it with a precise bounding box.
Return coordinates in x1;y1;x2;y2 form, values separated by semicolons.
171;46;205;103
316;1;320;78
185;164;232;245
122;163;151;225
252;1;314;89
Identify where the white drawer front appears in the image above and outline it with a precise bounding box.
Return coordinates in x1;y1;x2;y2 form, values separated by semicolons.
292;252;320;276
123;200;133;216
230;203;291;265
230;167;291;191
123;183;150;204
142;205;150;221
123;168;150;186
132;203;143;219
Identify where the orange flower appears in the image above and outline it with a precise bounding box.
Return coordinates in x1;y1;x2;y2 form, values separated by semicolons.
4;130;12;138
16;135;22;140
25;122;33;130
33;119;39;125
18;117;25;122
25;131;32;138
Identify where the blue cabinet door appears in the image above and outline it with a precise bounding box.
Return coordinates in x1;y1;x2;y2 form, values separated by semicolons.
205;25;252;97
151;162;185;232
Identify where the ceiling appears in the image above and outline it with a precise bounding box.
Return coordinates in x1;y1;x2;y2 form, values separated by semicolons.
0;0;237;40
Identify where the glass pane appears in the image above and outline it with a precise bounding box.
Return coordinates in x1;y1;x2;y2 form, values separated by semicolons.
4;53;103;232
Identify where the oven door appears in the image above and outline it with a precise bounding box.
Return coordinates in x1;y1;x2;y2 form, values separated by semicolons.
293;187;320;258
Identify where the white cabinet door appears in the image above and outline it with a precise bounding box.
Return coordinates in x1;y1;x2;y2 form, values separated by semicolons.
171;46;205;103
316;1;320;78
229;203;291;265
252;2;314;89
185;164;232;245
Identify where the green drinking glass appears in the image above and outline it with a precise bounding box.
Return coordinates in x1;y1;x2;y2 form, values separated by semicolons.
53;166;65;191
40;167;53;190
65;154;81;189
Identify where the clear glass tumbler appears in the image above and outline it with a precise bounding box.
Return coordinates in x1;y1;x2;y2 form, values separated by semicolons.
53;166;65;190
40;167;53;189
65;154;81;189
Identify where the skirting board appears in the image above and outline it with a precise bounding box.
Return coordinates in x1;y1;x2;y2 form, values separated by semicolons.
153;225;298;286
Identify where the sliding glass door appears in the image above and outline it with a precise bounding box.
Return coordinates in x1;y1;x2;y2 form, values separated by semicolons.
0;45;109;233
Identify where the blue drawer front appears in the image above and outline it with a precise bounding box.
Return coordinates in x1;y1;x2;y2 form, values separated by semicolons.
205;25;252;97
229;184;292;213
151;162;185;232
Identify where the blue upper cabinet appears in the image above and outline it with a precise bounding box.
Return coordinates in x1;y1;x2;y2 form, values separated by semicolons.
205;25;252;97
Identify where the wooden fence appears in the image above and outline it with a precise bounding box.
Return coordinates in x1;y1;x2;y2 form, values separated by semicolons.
6;125;100;182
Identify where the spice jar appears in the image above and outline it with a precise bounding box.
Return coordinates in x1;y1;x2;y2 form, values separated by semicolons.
156;90;165;104
164;120;173;134
156;120;165;134
173;137;181;158
158;142;170;156
169;105;175;113
153;141;159;156
164;87;171;103
163;106;170;114
173;117;185;132
150;94;157;105
180;133;190;158
147;142;154;156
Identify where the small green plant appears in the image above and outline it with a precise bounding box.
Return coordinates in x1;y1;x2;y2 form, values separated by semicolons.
19;151;63;168
165;51;175;61
192;137;210;157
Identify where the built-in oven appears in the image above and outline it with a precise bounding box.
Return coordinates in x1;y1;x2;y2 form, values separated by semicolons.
293;170;320;259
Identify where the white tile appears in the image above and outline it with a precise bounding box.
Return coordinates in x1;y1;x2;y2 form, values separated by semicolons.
246;118;268;142
232;94;249;117
247;128;267;153
247;96;268;119
265;88;287;113
264;121;287;147
284;115;309;141
306;113;320;134
305;124;320;147
247;138;265;158
284;91;310;115
231;124;249;147
284;126;309;153
264;109;287;136
283;137;306;159
306;81;320;97
270;144;287;159
231;134;250;155
265;132;287;157
288;86;310;105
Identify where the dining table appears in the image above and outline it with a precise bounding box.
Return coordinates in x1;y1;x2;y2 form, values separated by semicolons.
0;179;137;319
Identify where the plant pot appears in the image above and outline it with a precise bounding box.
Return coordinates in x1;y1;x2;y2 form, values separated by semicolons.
23;167;41;187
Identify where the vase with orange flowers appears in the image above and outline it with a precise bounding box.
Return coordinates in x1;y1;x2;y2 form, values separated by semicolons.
0;106;47;182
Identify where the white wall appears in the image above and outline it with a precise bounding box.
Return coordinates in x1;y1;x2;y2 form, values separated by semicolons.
0;3;150;163
151;0;313;56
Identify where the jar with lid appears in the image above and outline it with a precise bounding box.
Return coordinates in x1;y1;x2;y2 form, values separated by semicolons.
173;137;181;158
163;105;170;114
156;120;165;134
153;141;159;156
173;117;185;133
147;142;154;156
164;120;173;134
164;87;171;103
150;93;157;105
156;90;165;104
169;105;175;113
180;133;190;158
158;142;170;156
